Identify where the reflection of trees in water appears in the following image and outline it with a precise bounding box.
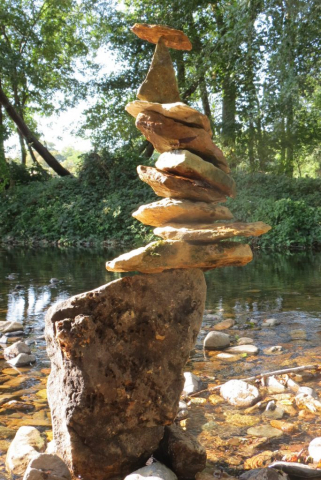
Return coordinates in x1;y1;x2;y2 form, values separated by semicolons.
6;286;68;324
205;252;321;315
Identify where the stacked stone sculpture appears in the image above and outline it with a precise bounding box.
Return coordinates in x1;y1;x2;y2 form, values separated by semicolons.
44;23;271;480
106;23;271;274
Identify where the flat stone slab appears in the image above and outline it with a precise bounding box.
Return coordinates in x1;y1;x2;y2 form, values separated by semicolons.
223;344;258;355
131;23;192;50
137;166;226;203
126;102;211;134
137;37;180;104
45;269;206;479
156;150;235;197
154;221;271;243
105;240;253;273
136;111;229;173
132;198;233;227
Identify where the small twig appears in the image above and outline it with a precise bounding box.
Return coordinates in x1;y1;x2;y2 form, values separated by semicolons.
190;364;319;396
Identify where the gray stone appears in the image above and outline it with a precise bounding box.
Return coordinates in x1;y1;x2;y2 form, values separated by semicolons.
266;377;286;393
6;426;46;476
23;453;71;480
4;341;31;359
125;462;177;480
0;321;24;333
262;318;280;327
156;424;206;479
183;372;201;395
220;380;260;408
203;331;230;350
45;269;206;480
8;353;36;366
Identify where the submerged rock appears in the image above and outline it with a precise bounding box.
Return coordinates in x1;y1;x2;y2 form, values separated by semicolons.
45;269;206;480
156;424;206;479
240;468;289;480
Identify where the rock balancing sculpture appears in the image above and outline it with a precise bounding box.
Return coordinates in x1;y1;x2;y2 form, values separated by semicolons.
44;23;271;480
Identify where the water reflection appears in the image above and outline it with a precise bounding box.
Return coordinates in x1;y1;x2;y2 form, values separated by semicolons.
0;247;320;478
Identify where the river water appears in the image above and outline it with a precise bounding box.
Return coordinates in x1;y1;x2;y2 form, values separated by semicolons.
0;247;321;477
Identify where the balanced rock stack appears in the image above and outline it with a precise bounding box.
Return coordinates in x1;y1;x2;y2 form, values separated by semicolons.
106;23;271;274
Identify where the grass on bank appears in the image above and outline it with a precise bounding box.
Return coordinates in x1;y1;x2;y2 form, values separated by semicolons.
1;151;321;250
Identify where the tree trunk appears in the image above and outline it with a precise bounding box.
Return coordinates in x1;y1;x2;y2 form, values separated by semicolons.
0;85;71;177
18;131;27;165
222;73;236;147
248;121;255;171
199;76;214;133
27;142;50;177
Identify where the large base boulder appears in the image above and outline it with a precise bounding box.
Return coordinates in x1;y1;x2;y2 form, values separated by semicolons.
45;269;206;480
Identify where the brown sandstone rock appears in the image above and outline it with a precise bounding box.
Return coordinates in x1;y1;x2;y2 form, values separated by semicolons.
105;240;253;273
137;166;226;203
132;198;234;227
131;24;192;50
126;101;211;135
154;221;272;243
136;111;230;173
45;270;206;480
156;150;236;197
137;38;180;104
156;424;206;479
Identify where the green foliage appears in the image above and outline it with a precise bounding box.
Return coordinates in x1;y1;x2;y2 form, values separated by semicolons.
227;173;321;250
0;148;156;246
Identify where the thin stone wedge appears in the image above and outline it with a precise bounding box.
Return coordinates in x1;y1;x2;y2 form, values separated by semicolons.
105;240;253;273
154;222;272;243
131;23;192;50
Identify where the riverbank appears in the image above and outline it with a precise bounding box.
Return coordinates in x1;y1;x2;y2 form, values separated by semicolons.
1;165;320;249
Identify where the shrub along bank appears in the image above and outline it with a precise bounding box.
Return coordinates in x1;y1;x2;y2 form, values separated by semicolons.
0;152;320;250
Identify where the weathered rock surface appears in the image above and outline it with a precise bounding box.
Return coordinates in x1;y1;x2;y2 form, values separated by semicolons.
45;269;206;480
132;198;233;227
125;462;178;480
105;240;253;273
126;102;211;134
220;380;260;408
156;150;235;196
4;340;31;359
136;111;229;173
23;453;71;480
137;38;181;104
6;426;46;476
203;331;230;350
269;462;321;479
131;23;192;50
154;221;271;243
137;166;226;204
156;425;206;479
